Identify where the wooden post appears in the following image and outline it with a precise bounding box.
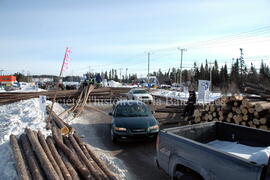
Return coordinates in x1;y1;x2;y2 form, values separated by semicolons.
52;131;92;179
46;137;72;180
25;128;60;180
10;134;31;180
37;131;64;180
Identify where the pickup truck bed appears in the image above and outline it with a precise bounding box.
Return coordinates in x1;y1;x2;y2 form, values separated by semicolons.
156;122;270;180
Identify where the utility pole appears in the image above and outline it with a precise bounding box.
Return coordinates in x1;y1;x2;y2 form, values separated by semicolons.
147;52;150;87
209;62;214;91
125;68;128;82
178;48;187;86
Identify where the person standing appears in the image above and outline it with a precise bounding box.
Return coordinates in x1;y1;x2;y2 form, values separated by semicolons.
183;90;196;118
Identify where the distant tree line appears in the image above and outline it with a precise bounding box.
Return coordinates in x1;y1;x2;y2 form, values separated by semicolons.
151;59;270;91
12;58;270;92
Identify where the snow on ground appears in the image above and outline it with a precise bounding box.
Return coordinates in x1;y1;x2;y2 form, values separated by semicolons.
103;80;136;88
151;89;222;103
207;140;270;165
107;80;123;87
0;98;51;179
0;97;126;179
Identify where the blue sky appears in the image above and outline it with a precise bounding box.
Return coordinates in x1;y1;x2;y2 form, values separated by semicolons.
0;0;270;77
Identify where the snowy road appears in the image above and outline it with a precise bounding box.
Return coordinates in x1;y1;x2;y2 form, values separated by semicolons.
72;103;169;180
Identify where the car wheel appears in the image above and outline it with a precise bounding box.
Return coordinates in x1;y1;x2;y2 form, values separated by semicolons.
111;128;118;143
132;97;135;100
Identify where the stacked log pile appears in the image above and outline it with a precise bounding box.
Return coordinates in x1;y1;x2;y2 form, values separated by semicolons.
9;107;118;180
244;82;270;100
193;96;270;131
0;87;131;105
0;90;80;104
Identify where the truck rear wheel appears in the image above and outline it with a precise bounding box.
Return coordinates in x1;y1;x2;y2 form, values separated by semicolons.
174;171;201;180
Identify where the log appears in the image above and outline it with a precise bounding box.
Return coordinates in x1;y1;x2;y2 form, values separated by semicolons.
259;125;268;130
248;121;254;127
218;115;224;121
255;102;270;112
73;133;107;179
46;137;72;180
218;111;223;117
25;128;60;180
37;131;64;180
228;113;233;118
63;136;76;153
226;117;231;122
208;114;213;121
236;108;241;114
240;121;246;126
241;108;248;115
259;118;267;125
242;115;248;121
20;134;45;180
69;134;102;180
52;132;91;179
253;119;260;126
59;150;80;180
248;108;255;114
85;144;117;180
10;134;31;180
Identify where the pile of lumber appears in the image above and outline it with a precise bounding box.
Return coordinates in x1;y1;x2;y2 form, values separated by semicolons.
193;96;270;131
244;82;270;100
10;107;118;180
0;90;80;105
0;87;131;105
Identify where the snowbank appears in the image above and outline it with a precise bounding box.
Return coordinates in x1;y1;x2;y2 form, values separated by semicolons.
207;140;270;165
107;80;123;87
151;89;222;103
0;98;51;179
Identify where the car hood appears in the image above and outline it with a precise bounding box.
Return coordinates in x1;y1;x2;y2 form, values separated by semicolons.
114;116;157;129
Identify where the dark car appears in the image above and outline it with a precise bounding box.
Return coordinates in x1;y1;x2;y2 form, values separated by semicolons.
109;100;159;142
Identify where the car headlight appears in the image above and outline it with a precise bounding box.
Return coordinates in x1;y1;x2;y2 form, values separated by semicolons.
114;127;127;131
148;125;159;130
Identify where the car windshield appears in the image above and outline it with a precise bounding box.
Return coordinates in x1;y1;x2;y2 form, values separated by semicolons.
115;104;149;117
133;90;147;94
